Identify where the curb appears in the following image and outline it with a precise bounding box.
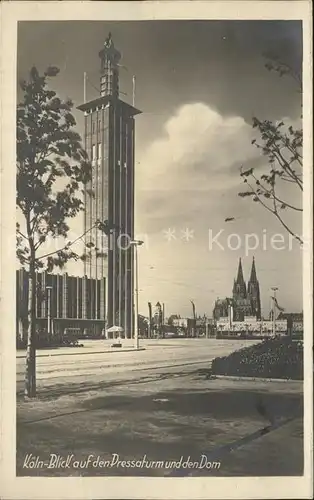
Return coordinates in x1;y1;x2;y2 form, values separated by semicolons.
212;375;302;383
16;347;146;359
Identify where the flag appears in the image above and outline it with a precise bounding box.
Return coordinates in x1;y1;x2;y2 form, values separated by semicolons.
271;296;285;312
190;300;196;320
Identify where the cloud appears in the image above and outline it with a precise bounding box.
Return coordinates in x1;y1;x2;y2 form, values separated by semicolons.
137;103;257;197
136;104;303;234
136;102;260;233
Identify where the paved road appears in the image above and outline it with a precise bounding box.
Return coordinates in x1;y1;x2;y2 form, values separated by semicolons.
16;338;259;394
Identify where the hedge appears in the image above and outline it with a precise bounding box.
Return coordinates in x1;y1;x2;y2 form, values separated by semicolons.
211;337;303;380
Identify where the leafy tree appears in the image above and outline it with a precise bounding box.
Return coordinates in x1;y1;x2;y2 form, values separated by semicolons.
239;54;303;244
168;314;179;326
16;66;109;397
153;302;163;338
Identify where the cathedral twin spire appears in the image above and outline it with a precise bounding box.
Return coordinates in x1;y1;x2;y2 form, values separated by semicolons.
236;258;245;285
214;257;261;321
232;257;261;320
233;257;259;299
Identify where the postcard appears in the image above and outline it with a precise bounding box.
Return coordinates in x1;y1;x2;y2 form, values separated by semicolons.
0;1;312;499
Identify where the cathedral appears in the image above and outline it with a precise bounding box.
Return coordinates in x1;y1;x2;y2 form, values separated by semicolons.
213;257;261;322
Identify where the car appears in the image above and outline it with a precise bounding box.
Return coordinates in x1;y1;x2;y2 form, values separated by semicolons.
110;339;122;348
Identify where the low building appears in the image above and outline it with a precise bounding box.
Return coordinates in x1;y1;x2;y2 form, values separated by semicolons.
277;312;303;335
171;316;214;337
16;269;106;343
172;318;189;329
216;318;288;336
213;298;229;320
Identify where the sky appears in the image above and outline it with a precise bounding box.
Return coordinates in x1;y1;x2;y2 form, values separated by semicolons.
17;20;303;318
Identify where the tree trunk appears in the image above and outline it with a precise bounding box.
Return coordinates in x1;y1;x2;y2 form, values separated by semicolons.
25;261;36;398
148;303;152;339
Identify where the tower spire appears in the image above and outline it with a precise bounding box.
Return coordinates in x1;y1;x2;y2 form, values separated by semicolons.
233;257;246;300
236;257;245;285
99;32;121;99
249;256;258;283
247;256;261;320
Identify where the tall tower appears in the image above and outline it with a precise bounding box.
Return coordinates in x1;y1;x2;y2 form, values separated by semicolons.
247;256;261;319
233;258;247;299
78;33;142;336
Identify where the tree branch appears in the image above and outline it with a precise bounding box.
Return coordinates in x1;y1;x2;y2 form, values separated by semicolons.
17;229;28;240
35;222;98;262
242;178;276;215
241;177;303;244
271;181;303;244
273;146;303;190
250;171;302;212
273;205;303;244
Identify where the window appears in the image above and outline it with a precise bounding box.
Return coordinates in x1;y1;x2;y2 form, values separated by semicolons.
98;120;101;132
98;143;102;159
92;144;96;161
103;142;109;160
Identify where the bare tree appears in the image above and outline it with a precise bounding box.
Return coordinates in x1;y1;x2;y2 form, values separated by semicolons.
239;53;303;244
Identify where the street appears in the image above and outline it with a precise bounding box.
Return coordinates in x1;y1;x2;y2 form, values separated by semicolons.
16;338;303;477
16;338;258;395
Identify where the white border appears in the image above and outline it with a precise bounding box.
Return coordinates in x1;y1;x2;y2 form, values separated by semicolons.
0;2;313;499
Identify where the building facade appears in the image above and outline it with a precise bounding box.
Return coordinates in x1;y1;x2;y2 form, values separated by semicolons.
277;312;303;335
216;317;288;336
213;257;262;322
16;269;106;341
212;298;230;320
77;33;141;336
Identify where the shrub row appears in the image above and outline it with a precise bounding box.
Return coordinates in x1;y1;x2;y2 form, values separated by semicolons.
211;337;303;380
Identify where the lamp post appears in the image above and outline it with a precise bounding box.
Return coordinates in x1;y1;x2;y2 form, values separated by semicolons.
206;322;209;339
46;286;53;335
271;287;279;337
130;239;144;349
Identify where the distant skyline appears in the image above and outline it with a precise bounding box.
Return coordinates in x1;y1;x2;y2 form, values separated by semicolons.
17;20;303;317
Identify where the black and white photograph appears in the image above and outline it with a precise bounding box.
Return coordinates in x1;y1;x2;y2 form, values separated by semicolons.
0;1;313;499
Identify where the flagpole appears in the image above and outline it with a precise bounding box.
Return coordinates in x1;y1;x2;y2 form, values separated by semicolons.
83;72;87;103
132;75;136;107
271;287;278;337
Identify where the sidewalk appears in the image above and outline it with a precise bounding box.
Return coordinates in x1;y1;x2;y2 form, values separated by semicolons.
208;416;303;476
16;339;145;358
